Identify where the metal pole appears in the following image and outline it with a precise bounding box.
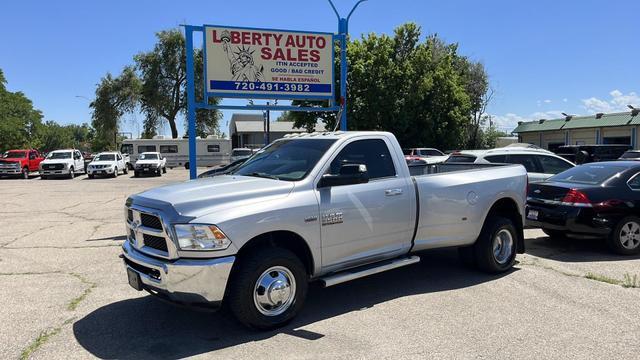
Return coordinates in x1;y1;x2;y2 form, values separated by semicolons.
185;26;197;180
328;0;367;131
266;102;271;144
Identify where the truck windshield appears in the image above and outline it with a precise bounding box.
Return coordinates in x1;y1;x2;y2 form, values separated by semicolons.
5;151;26;159
233;139;336;181
94;154;115;161
47;152;72;159
139;153;158;160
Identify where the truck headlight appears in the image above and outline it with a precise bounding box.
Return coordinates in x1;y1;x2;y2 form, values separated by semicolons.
174;224;231;251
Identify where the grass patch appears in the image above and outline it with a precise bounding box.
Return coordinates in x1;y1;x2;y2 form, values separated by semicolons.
622;273;639;288
584;272;621;286
67;273;97;311
20;318;74;360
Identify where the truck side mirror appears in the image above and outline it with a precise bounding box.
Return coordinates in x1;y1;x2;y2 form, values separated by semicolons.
318;164;369;188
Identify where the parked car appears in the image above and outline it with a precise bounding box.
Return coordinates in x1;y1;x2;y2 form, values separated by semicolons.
402;147;448;164
230;148;256;162
446;147;575;183
618;150;640;161
122;131;527;329
0;149;44;179
554;144;632;164
134;152;167;177
526;161;640;255
87;152;128;178
39;149;86;179
197;157;248;178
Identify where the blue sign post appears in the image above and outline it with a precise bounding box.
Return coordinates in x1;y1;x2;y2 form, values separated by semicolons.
183;1;366;179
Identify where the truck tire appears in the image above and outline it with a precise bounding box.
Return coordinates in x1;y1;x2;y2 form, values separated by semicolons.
156;168;162;177
184;162;190;170
123;166;128;175
162;166;167;174
474;216;517;273
41;175;48;180
68;167;75;179
88;174;94;179
607;216;640;255
112;167;118;178
22;167;29;179
134;171;139;178
227;247;308;330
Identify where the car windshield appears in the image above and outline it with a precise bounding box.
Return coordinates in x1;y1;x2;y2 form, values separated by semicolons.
549;164;628;185
47;152;72;159
139;153;158;160
233;139;336;181
5;151;26;159
232;149;253;157
619;151;640;159
94;154;115;162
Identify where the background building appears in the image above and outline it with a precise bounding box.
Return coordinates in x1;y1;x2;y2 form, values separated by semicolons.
513;109;640;151
229;114;326;149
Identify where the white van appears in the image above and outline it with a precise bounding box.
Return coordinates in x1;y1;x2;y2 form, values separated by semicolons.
121;136;231;169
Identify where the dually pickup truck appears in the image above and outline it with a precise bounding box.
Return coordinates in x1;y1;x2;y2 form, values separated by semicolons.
122;132;527;329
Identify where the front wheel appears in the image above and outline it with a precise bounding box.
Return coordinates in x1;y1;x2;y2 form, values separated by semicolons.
112;167;118;178
227;247;308;330
68;167;74;179
607;216;640;255
22;167;29;179
123;166;128;175
162;166;167;174
473;216;517;273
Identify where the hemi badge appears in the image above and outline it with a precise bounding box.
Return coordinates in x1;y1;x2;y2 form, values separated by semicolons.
304;216;318;223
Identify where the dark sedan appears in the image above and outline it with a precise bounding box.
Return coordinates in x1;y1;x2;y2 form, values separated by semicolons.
526;161;640;255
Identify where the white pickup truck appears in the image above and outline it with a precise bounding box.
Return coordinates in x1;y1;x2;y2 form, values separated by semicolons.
122;132;527;329
87;152;128;179
133;152;167;177
39;149;85;179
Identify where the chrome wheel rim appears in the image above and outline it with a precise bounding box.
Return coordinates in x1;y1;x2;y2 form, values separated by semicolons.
619;221;640;250
253;266;296;316
493;229;514;265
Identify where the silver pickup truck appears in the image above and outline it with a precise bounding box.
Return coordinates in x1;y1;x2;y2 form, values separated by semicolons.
122;132;527;329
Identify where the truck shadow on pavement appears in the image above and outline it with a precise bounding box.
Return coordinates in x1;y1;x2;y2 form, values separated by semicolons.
525;235;640;262
73;248;516;359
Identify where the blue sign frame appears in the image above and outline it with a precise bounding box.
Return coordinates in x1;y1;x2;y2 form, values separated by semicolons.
202;24;335;101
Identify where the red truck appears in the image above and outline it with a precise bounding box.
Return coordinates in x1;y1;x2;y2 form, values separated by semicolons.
0;149;44;179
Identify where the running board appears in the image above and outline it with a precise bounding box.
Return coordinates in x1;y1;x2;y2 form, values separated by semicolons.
320;256;420;287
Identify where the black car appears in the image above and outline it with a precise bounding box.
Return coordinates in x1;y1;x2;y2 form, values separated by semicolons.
197;158;247;178
554;144;631;164
526;161;640;255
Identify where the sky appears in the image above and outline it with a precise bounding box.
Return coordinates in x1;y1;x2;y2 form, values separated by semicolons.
1;0;639;137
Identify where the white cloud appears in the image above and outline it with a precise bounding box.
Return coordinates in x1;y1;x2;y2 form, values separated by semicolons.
562;98;568;103
582;89;640;113
490;110;565;132
543;99;552;104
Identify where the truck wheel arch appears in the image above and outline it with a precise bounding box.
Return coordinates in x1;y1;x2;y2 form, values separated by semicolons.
481;197;525;254
236;231;315;276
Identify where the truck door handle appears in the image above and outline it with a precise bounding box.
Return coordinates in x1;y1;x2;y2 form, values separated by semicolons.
385;189;403;196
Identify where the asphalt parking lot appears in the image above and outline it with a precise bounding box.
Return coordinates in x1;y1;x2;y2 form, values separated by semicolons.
1;170;639;360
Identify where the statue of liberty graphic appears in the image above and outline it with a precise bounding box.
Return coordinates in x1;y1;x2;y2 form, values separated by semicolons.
220;30;265;82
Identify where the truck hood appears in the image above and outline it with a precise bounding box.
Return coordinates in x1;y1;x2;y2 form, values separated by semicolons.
133;175;295;218
136;159;161;165
89;161;116;166
41;159;72;165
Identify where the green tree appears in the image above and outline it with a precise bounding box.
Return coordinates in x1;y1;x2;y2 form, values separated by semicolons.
134;29;221;139
0;69;44;151
287;23;486;150
90;67;140;151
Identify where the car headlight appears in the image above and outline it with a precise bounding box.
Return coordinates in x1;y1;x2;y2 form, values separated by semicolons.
174;224;231;251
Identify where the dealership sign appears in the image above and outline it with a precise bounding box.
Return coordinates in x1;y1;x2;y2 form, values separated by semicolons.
204;25;334;100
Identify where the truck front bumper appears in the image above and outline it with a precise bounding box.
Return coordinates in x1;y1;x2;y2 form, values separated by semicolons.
121;241;235;307
0;169;21;175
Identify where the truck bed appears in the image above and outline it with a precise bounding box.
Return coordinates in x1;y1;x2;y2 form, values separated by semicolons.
408;162;511;176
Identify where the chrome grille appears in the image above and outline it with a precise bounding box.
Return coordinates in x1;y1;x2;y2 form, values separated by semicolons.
140;213;162;230
143;234;168;252
126;206;175;259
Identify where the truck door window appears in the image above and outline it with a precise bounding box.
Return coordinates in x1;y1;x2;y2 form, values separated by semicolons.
330;139;396;179
538;155;573;174
29;151;36;160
